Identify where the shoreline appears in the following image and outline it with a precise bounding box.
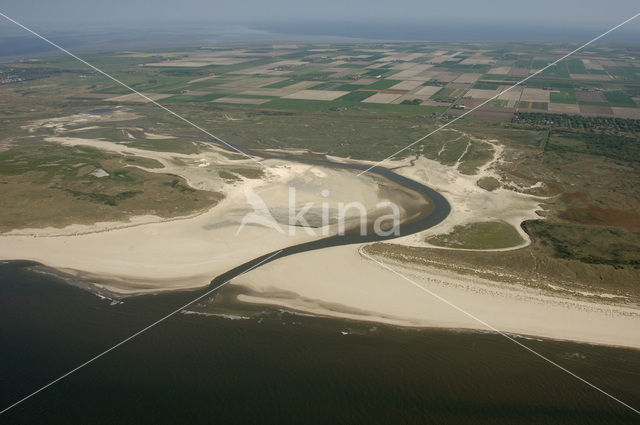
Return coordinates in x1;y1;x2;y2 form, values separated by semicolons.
231;244;640;350
1;132;636;350
4;253;639;351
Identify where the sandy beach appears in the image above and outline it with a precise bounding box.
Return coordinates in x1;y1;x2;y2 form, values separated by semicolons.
0;133;406;293
234;244;640;349
1;125;638;349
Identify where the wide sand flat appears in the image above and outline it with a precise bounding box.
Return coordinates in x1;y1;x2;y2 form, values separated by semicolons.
0;132;395;293
235;244;640;349
2;122;637;349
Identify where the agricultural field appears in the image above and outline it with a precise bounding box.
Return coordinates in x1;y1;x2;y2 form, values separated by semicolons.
3;41;637;124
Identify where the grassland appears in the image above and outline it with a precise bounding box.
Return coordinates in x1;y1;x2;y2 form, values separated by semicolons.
366;236;640;303
549;89;576;103
523;221;640;266
546;130;640;162
0;139;222;231
426;221;524;249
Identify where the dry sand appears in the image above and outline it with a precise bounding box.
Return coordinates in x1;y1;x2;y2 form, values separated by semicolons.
0;133;394;294
387;129;542;249
234;244;640;349
227;141;640;348
2;118;638;349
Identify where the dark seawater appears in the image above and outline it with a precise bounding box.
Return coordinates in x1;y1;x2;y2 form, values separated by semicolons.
1;262;639;424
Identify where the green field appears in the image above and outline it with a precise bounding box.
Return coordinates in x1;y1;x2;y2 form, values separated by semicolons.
0;141;221;231
550;89;577;103
426;221;524;249
604;91;636;107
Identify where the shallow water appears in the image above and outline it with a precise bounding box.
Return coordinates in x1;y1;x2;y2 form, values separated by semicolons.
1;262;639;424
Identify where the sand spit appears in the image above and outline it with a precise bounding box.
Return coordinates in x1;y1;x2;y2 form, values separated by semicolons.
234;244;640;349
2;122;637;348
21;108;141;133
0;135;398;293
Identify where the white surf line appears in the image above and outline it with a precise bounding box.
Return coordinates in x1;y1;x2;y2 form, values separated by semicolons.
0;11;267;169
357;11;640;176
0;249;283;415
359;250;640;415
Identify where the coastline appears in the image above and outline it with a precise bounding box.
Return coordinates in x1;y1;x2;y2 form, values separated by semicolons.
5;250;639;351
1;134;637;349
231;244;640;350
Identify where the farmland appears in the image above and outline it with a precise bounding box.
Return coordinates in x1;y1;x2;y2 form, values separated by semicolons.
2;41;637;125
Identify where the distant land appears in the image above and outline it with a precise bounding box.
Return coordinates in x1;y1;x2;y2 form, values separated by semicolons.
2;19;639;62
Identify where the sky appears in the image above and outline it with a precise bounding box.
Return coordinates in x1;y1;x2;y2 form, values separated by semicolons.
1;0;638;27
0;1;638;43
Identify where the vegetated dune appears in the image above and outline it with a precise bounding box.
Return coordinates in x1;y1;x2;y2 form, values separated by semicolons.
231;154;639;349
0;134;404;293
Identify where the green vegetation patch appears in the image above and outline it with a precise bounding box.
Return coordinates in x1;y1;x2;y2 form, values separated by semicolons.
604;91;636;107
364;79;397;90
524;221;640;266
457;141;495;175
227;167;265;179
547;130;640;162
476;176;501;191
540;62;570;78
335;91;374;102
566;59;587;74
432;87;466;102
512;112;640;133
123;156;164;169
426;221;524;250
436;135;469;164
0;141;222;231
335;84;366;91
550;89;576;103
218;170;240;182
481;74;514;81
473;81;500;90
260;98;444;117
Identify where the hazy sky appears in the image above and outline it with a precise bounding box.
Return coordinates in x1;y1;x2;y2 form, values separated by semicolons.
0;0;638;47
1;0;639;27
